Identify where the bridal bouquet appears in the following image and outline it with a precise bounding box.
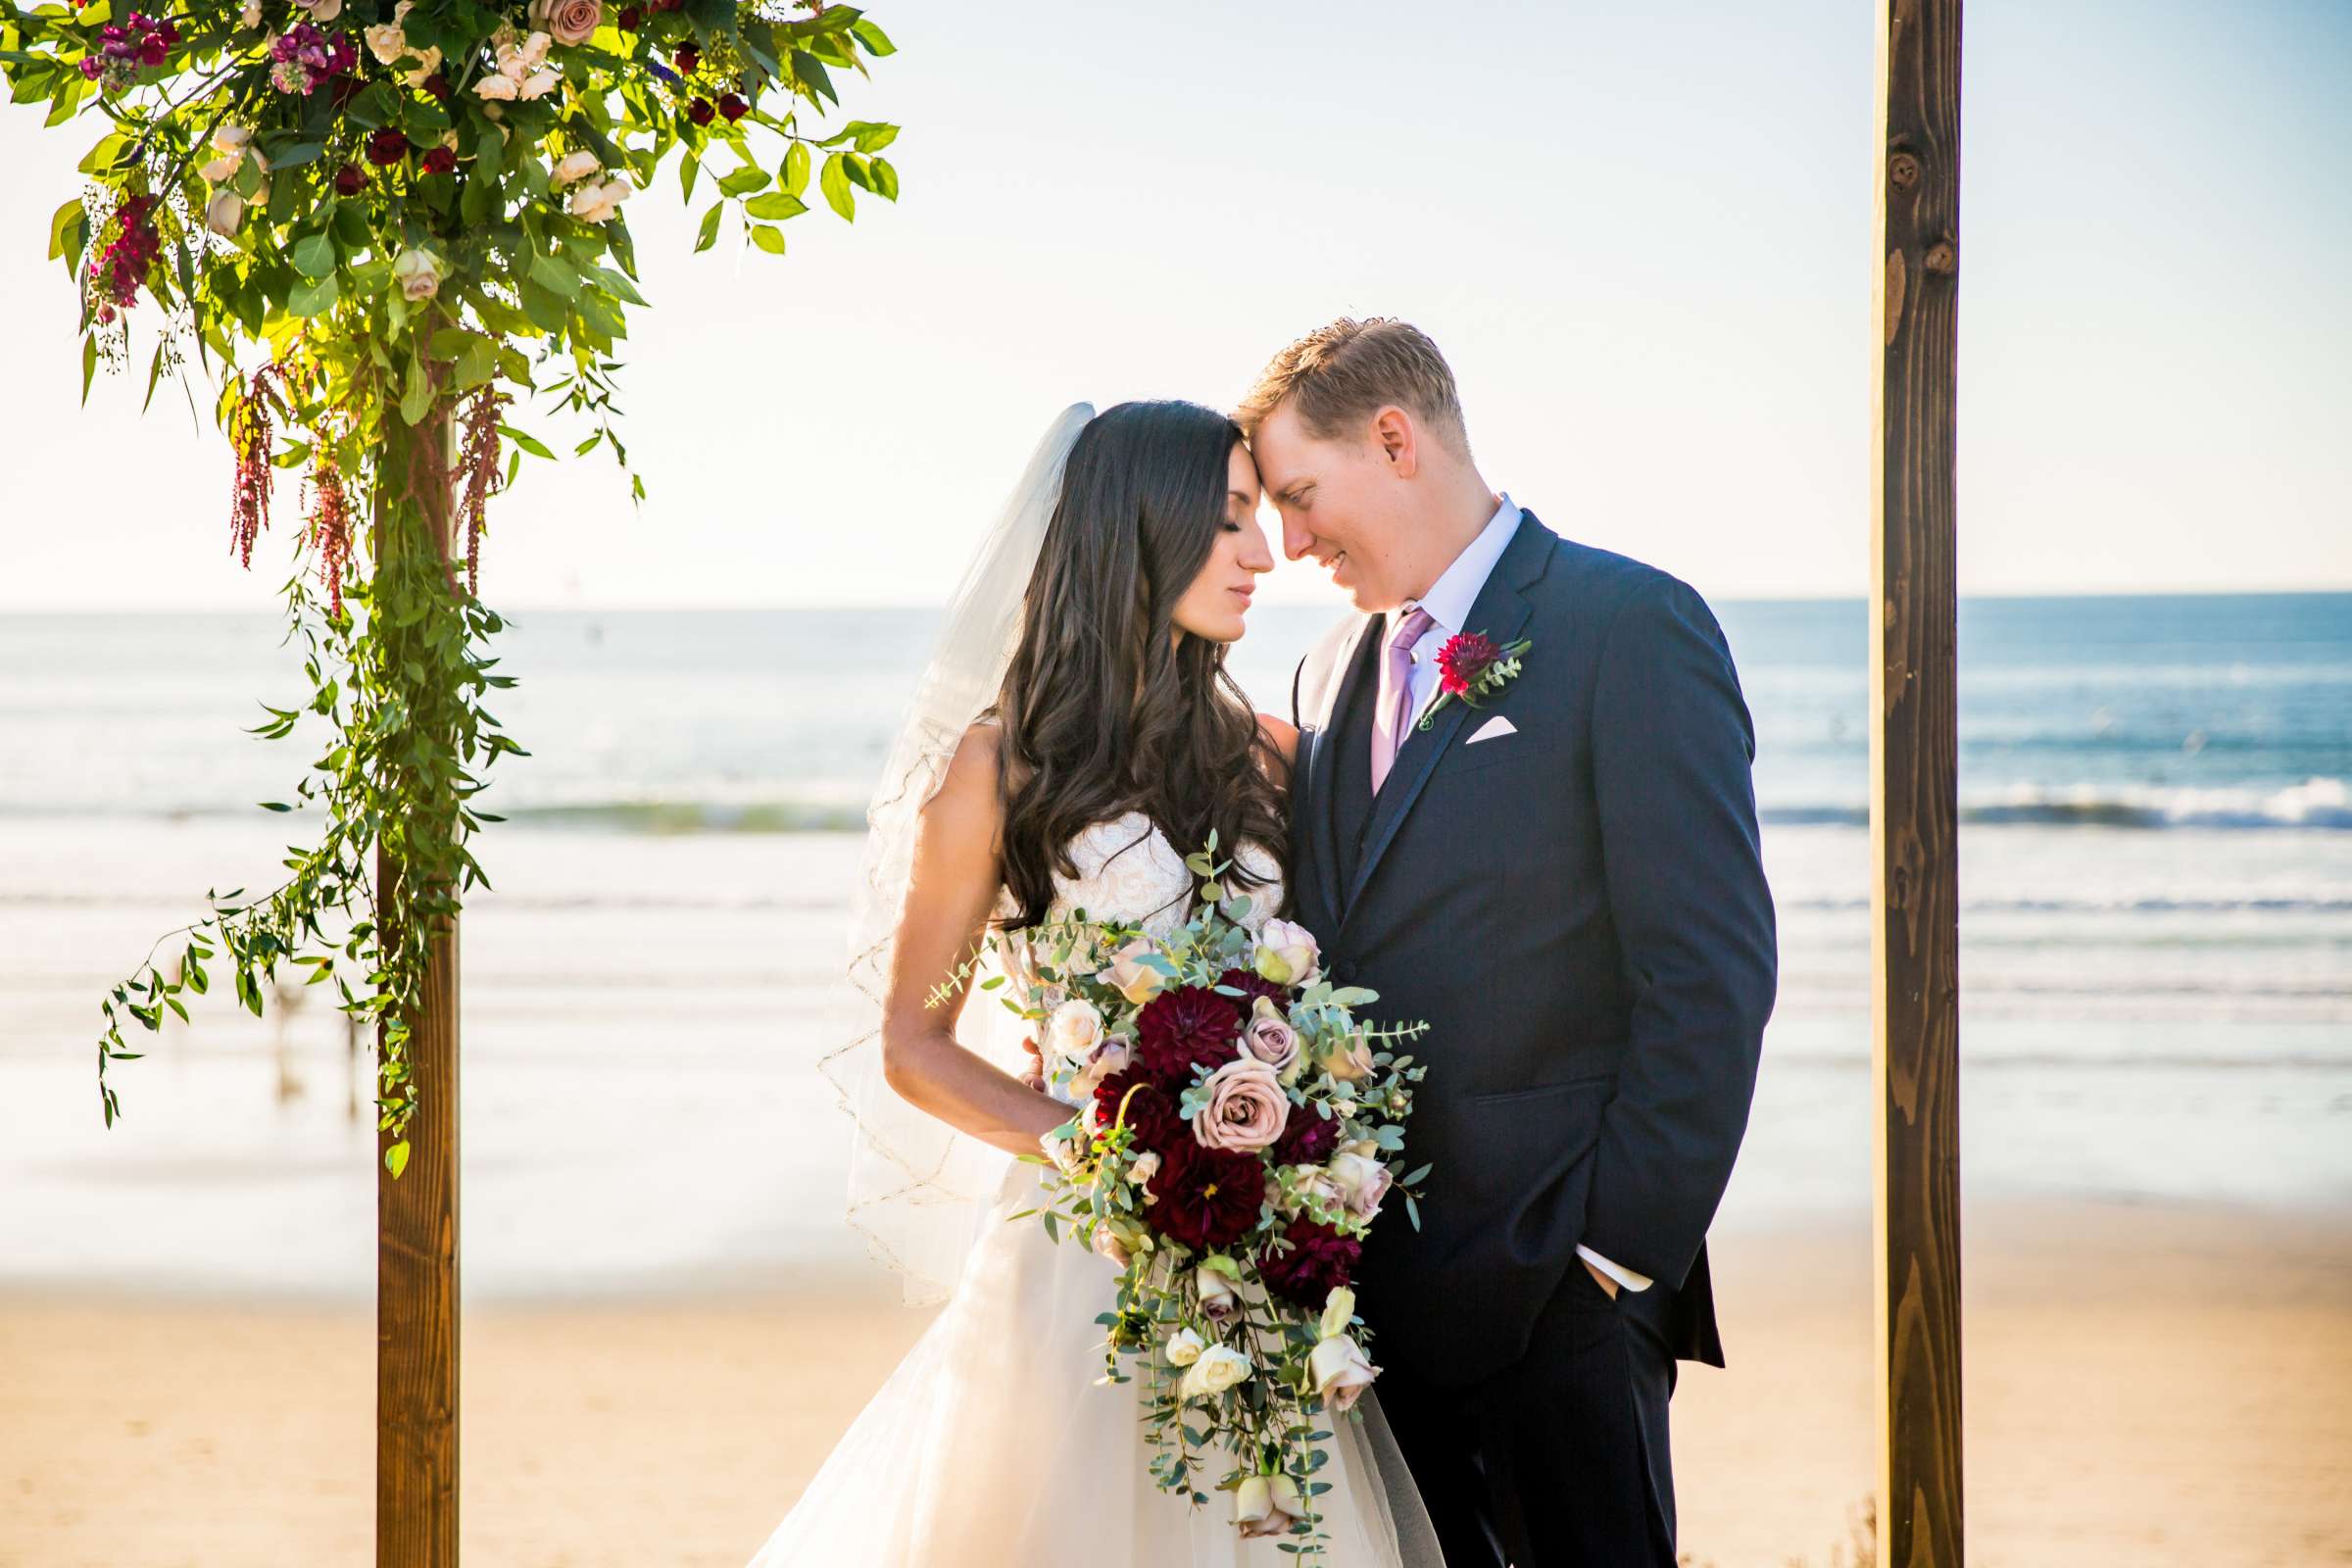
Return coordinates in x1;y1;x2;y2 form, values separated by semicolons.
944;835;1431;1558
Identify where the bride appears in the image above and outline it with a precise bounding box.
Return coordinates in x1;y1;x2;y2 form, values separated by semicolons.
746;401;1444;1566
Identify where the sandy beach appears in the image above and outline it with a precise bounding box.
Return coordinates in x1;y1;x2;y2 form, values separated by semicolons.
5;1198;2346;1568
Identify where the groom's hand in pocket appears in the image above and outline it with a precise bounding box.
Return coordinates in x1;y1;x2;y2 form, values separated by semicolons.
1581;1256;1621;1299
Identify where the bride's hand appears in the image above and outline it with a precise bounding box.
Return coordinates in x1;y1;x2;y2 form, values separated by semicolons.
1019;1035;1046;1093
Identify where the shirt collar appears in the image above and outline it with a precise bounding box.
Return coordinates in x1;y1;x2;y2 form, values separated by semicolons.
1399;492;1521;643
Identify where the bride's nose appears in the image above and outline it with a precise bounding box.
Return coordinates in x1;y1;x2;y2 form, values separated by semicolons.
1239;520;1276;573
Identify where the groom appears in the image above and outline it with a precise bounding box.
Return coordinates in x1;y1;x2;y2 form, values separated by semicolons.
1242;318;1778;1567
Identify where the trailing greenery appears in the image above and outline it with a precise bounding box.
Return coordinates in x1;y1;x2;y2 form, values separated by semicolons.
1;0;901;1172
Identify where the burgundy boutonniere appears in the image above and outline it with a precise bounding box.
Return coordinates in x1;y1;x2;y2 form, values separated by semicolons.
1417;629;1533;731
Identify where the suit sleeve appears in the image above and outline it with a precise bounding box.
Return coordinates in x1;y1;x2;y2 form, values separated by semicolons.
1577;574;1779;1290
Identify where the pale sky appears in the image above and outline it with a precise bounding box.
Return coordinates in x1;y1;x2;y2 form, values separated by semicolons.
2;0;2345;611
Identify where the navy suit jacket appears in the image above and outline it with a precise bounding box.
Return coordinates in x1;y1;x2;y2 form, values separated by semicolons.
1288;508;1777;1384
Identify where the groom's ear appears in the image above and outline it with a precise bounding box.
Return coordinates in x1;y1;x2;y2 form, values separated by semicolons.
1371;406;1420;479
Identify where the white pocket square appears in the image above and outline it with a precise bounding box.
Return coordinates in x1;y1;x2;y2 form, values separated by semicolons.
1465;714;1518;745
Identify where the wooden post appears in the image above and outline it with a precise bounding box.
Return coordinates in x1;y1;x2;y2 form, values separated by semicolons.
376;408;462;1568
1871;0;1964;1563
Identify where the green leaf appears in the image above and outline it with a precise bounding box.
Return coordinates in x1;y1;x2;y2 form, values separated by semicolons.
286;272;340;317
529;252;583;296
716;164;771;197
46;196;83;260
693;201;724;253
868;155;899;201
291;231;336;280
590;265;648;306
499;424;555;460
519;276;568;333
851;17;895;55
575;287;627;338
792;47;838;106
782;140;810;196
744;190;807;220
818;152;855;220
747;222;786;255
399;353;433;426
384;1140;411;1178
344;81;400;129
270;140;325;170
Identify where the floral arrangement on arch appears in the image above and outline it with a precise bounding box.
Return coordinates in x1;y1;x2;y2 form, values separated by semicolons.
936;836;1434;1559
0;0;898;1168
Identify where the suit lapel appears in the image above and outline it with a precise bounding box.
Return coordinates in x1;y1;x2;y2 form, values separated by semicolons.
1341;513;1553;924
1299;614;1376;928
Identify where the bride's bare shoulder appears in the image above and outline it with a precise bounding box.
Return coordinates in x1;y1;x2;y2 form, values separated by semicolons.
1254;712;1299;768
931;722;1007;820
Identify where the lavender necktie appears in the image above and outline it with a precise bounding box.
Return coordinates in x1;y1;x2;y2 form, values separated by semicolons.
1370;606;1435;795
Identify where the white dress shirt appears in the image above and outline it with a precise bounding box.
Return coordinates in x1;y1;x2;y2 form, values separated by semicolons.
1386;491;1656;1296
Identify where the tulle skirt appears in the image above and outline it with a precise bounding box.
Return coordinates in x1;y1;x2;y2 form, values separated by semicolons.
745;1159;1446;1567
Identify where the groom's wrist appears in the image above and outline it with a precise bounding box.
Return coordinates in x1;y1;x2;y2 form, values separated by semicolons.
1576;1243;1653;1294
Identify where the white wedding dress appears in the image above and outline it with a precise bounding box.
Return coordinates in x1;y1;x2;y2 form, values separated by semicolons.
747;813;1445;1567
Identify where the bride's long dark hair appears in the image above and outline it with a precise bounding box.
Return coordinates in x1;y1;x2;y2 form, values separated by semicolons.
991;400;1289;930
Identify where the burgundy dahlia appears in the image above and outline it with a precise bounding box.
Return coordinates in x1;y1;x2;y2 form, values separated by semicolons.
1272;1106;1339;1168
1436;632;1500;699
1092;1069;1183;1155
420;70;452;101
717;91;748;121
616;4;641;25
333;163;365;195
1132;986;1241;1084
673;42;700;72
1146;1140;1266;1253
686;96;713;125
1258;1217;1360;1306
420;145;457;175
1217;966;1288;1010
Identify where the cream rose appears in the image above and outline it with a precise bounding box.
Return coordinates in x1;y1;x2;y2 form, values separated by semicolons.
1240;996;1300;1074
1235;1473;1304;1540
1251;918;1321;988
1175;1343;1251;1401
391;247;442;301
295;0;341;21
1102;937;1168;1005
1067;1037;1130;1101
1324;1141;1392;1220
1320;1032;1376;1083
203;191;245;235
1041;998;1105;1070
547;152;601;190
1190;1055;1290;1153
1128;1149;1160;1198
1319;1286;1356;1340
1163;1326;1205;1367
1091;1218;1144;1271
566;175;632;223
1195;1260;1241;1325
1308;1334;1379;1413
529;0;603;46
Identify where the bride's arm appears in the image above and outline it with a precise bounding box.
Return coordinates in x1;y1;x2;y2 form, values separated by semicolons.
879;724;1077;1158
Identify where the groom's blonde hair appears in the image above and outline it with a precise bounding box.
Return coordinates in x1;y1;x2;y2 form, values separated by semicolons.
1236;317;1472;459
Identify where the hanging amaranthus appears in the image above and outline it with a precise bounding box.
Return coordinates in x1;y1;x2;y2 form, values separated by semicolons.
226;364;285;568
455;383;510;600
303;452;356;616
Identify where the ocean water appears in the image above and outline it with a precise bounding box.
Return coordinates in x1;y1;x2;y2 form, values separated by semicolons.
1;594;2345;1300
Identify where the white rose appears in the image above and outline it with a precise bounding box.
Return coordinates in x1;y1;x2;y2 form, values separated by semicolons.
471;71;518;100
391;246;442;302
1041;998;1105;1070
363;21;410;64
1324;1142;1392;1219
1195;1262;1240;1325
1066;1038;1130;1101
1235;1473;1304;1540
239;0;262;26
399;44;442;88
550;150;603;187
1318;1286;1356;1341
296;0;340;20
1163;1326;1204;1367
1308;1334;1379;1413
1175;1344;1251;1401
203;191;244;235
1251;918;1322;988
566;176;631;222
1102;937;1168;1005
200;152;242;184
517;66;562;100
211;124;254;156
